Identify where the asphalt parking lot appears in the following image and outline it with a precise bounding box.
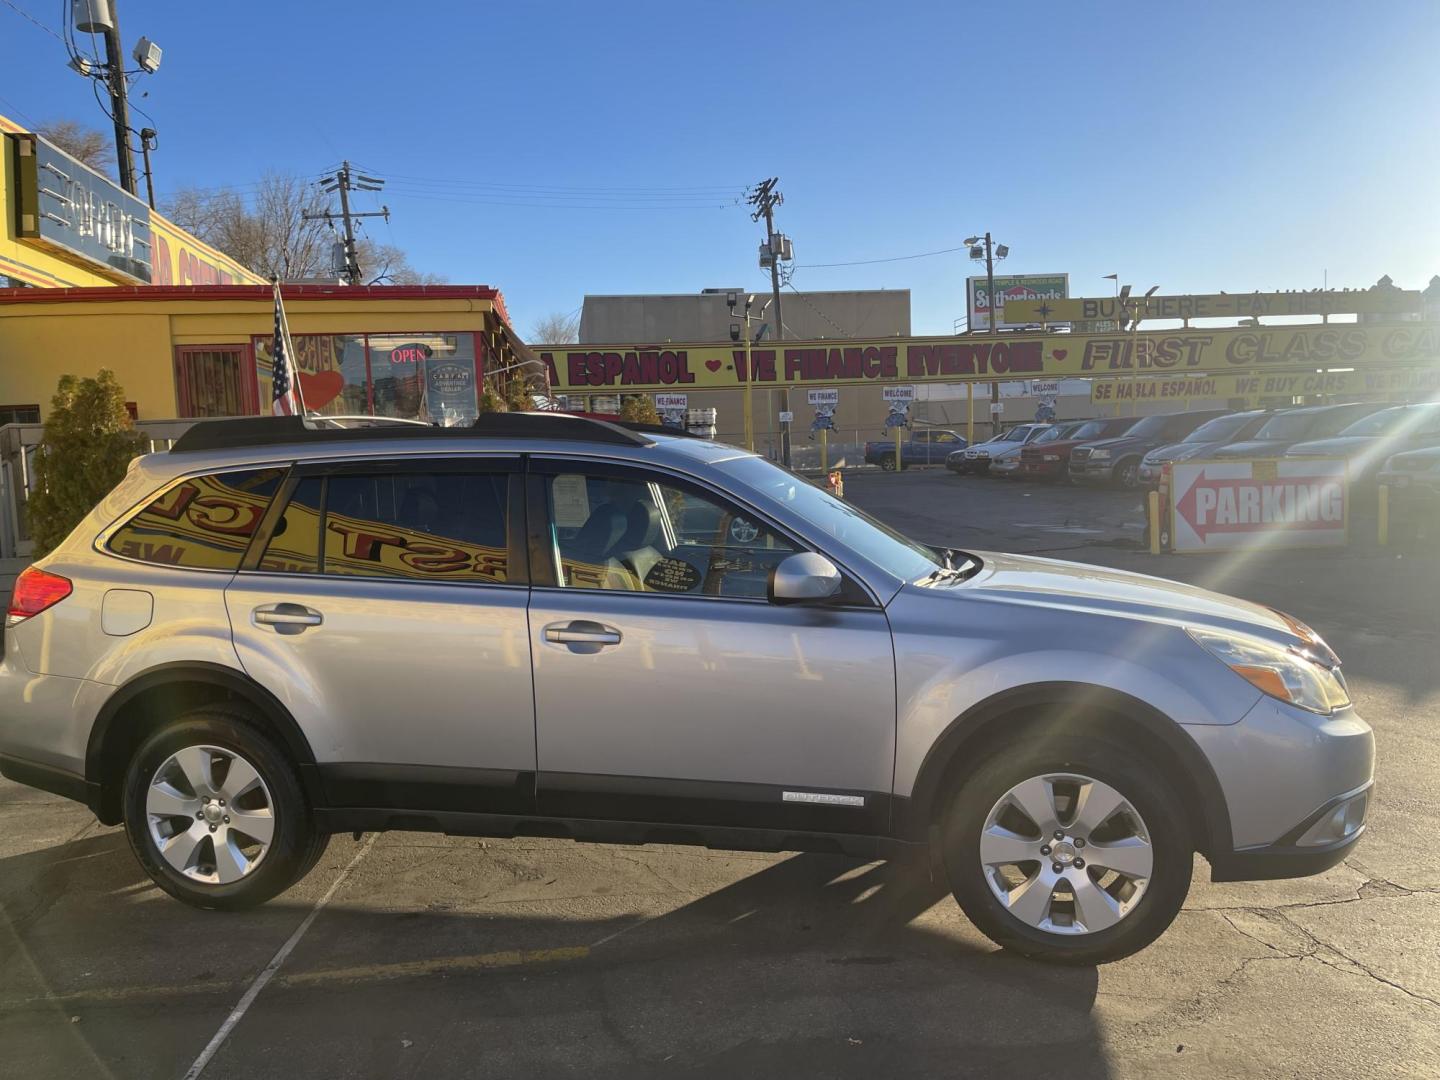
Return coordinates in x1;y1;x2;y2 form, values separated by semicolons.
3;469;1438;1079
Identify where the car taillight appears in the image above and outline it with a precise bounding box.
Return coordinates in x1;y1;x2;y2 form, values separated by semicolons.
8;567;72;620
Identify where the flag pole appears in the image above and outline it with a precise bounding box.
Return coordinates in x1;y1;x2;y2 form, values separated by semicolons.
273;279;309;416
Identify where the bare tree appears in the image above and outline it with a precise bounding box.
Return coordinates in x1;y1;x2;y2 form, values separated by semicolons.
36;119;115;176
529;310;580;344
162;174;439;284
357;240;447;285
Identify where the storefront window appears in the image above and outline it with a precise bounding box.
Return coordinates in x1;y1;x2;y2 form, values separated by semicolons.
253;332;479;424
367;334;479;426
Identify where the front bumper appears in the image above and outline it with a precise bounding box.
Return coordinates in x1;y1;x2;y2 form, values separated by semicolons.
1018;459;1066;478
1070;460;1116;483
1209;783;1371;881
1187;696;1374;882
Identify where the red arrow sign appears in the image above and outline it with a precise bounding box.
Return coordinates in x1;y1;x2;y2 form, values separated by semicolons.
1174;467;1345;542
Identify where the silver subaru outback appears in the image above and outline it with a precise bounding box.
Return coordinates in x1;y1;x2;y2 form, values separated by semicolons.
0;414;1372;964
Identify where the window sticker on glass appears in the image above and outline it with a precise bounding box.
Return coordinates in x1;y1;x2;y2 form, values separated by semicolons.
729;517;761;544
551;474;591;528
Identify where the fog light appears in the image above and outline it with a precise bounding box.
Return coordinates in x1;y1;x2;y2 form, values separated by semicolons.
1295;789;1369;847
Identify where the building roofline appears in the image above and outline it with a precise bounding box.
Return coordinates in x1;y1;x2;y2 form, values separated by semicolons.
581;288;910;301
0;284;500;305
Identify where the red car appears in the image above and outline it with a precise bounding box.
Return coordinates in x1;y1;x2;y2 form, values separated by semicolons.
1017;417;1139;480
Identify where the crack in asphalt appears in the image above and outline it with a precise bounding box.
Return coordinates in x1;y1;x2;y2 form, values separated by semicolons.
1217;903;1440;1011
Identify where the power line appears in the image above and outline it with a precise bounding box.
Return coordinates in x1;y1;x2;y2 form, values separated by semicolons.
796;244;972;269
0;0;63;43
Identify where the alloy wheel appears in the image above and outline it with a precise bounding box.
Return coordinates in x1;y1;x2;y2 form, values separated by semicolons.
145;744;276;884
978;772;1153;935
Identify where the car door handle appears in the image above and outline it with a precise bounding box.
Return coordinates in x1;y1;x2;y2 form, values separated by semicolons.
253;603;323;634
543;620;622;646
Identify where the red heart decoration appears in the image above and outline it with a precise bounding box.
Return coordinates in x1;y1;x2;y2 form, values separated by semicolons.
705;359;723;372
1052;349;1067;361
298;369;345;409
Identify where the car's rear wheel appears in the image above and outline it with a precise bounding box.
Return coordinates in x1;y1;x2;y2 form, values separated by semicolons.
941;734;1192;964
122;708;327;910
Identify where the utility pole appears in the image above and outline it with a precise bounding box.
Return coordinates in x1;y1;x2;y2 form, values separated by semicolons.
748;178;791;465
138;128;157;208
306;163;388;285
83;0;137;194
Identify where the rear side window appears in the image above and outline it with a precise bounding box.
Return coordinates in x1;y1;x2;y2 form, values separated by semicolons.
108;468;284;570
259;471;510;583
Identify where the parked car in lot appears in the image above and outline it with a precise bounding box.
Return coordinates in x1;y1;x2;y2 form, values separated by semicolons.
952;422;1051;476
1071;409;1232;489
1378;445;1440;538
0;413;1373;965
994;421;1089;479
1019;417;1139;482
865;428;966;470
1284;402;1440;492
1207;402;1390;460
1138;409;1275;488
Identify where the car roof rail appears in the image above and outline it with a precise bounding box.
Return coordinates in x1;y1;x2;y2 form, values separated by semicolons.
170;412;656;454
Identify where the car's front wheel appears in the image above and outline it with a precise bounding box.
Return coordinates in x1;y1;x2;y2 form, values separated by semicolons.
1114;458;1141;489
879;453;897;472
941;734;1192;964
123;707;328;910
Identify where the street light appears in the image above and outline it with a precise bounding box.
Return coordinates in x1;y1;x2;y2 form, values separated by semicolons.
965;231;1009;436
727;293;769;451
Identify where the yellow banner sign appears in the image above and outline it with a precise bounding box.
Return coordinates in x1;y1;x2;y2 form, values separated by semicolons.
541;323;1440;393
1091;366;1440;404
1005;290;1422;324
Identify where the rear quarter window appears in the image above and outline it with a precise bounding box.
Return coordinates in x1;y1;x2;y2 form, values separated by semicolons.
107;468;285;570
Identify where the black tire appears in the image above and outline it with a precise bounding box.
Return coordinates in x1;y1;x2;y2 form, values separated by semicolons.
122;707;325;911
1114;458;1141;489
880;454;897;472
940;734;1192;965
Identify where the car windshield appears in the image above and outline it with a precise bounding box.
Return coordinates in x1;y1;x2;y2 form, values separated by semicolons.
1339;405;1436;436
1121;414;1176;439
997;426;1030;442
1070;420;1114;440
722;455;940;580
1255;411;1320;439
1033;424;1077;444
1186;413;1255;442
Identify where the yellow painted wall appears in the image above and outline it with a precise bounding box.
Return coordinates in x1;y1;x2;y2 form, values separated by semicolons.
0;296;498;419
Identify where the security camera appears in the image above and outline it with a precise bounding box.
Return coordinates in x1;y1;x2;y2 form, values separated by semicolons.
132;37;162;74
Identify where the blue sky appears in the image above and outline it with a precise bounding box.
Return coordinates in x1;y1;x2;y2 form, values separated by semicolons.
3;0;1437;336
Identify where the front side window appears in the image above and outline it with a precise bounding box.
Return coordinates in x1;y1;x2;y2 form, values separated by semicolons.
259;471;509;582
933;432;961;444
109;468;284;570
545;471;798;598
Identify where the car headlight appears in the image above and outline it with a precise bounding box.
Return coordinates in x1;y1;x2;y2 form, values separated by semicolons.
1187;628;1350;714
1089;449;1112;460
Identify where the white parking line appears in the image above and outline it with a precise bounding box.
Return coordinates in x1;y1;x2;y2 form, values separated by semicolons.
182;834;378;1080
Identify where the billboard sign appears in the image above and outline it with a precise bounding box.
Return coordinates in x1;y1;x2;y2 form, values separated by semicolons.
1169;459;1348;553
11;131;152;282
537;323;1440;393
967;273;1068;331
1006;289;1423;325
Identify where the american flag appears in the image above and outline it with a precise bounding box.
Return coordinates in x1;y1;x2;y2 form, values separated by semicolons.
271;284;301;416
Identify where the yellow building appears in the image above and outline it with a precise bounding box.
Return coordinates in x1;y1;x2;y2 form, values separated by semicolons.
0;113;528;425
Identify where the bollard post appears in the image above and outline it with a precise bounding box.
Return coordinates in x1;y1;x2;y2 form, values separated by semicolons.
896;430;903;473
1148;490;1161;555
1378;484;1389;547
821;426;829;474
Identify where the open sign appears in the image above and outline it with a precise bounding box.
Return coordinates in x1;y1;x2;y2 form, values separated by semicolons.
389;343;433;365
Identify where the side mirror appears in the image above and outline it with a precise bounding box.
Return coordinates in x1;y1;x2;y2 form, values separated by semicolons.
769;552;842;604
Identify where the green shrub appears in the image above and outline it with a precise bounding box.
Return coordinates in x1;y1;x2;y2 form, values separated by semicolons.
27;371;146;555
